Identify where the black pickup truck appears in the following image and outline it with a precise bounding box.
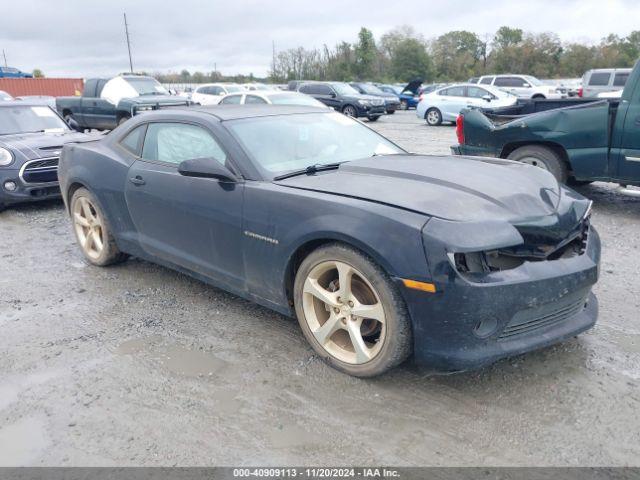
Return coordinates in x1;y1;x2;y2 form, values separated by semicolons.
452;59;640;192
56;75;190;131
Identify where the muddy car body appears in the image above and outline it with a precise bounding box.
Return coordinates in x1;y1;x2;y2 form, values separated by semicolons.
57;105;600;376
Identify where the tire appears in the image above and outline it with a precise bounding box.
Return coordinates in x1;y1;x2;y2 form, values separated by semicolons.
387;110;396;115
0;203;6;213
293;243;412;377
70;187;128;266
117;115;131;126
568;178;594;186
399;100;408;110
342;105;358;117
532;94;546;99
367;115;380;122
507;145;568;183
425;108;442;126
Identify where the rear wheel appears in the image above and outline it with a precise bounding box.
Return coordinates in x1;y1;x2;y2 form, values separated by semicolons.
342;105;358;117
70;188;128;266
294;243;412;377
367;115;380;122
425;108;442;126
507;145;568;183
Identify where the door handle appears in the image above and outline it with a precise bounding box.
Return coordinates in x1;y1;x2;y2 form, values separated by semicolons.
129;175;146;186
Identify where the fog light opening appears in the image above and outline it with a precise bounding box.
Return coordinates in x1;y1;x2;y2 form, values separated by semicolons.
473;317;499;338
3;181;17;192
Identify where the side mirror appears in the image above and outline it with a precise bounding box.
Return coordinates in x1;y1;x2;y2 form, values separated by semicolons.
67;117;81;131
178;157;236;182
522;83;530;88
328;92;336;98
482;95;492;102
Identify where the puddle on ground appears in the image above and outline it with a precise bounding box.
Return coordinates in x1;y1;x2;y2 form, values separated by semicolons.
0;416;49;466
268;424;320;448
116;335;164;355
158;345;228;377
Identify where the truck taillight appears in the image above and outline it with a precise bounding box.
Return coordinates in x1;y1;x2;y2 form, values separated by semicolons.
456;115;465;144
578;87;583;98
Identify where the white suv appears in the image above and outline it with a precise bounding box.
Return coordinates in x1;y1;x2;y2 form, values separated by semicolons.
477;74;564;99
191;83;244;105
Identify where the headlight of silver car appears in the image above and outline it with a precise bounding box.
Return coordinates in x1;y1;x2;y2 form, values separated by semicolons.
0;147;14;167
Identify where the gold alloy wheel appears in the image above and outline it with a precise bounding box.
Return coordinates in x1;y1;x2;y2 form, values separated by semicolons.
302;260;386;365
73;196;105;260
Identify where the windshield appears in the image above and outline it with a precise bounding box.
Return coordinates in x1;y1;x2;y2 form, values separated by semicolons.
269;93;326;107
523;75;542;86
330;83;360;96
126;77;169;95
358;84;384;95
0;105;68;135
226;112;404;177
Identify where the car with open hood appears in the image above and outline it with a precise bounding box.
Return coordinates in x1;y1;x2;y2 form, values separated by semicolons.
378;80;422;109
0;101;97;211
57;105;600;377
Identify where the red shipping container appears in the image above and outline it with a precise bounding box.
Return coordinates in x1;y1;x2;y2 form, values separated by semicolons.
0;78;84;97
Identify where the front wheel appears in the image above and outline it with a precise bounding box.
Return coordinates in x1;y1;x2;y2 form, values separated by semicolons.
70;188;128;266
64;113;84;132
507;145;568;183
425;108;442;126
367;115;380;122
342;105;358;117
294;243;412;377
117;115;131;126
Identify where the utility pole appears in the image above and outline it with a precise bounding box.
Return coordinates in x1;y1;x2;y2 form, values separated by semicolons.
123;13;134;73
272;40;276;80
2;49;7;68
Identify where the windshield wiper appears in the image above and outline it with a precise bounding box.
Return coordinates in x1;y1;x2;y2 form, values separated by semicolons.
273;162;344;181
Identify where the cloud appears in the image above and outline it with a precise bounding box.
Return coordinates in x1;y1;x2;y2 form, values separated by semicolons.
1;0;638;78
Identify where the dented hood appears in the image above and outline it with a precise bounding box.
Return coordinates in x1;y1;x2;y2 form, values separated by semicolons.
275;155;590;223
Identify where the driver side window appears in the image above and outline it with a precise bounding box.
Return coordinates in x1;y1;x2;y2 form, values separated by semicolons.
141;123;227;166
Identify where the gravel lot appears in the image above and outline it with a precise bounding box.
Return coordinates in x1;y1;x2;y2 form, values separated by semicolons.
1;111;639;466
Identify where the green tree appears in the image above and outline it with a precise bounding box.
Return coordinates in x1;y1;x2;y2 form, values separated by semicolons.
391;38;433;82
32;68;44;78
431;31;484;80
493;26;523;50
354;27;377;80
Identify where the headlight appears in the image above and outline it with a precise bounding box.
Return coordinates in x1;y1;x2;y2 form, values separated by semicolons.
0;147;14;167
358;99;371;106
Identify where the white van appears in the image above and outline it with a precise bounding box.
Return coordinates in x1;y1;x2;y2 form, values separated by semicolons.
580;68;632;98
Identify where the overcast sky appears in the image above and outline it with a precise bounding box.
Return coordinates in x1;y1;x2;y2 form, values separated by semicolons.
2;0;639;78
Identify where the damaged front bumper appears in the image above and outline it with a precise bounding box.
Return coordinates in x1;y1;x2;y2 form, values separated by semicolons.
403;214;600;372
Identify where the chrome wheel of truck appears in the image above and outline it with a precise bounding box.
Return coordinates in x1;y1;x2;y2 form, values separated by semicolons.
507;145;569;183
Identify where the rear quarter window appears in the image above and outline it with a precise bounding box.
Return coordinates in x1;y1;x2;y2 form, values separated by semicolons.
613;72;629;87
588;72;611;86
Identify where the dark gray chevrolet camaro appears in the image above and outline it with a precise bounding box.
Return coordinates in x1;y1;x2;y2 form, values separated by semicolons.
58;105;600;377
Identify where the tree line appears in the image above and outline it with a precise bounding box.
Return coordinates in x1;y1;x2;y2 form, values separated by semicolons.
268;25;640;83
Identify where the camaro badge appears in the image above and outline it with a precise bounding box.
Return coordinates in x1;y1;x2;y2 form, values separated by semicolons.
244;230;279;245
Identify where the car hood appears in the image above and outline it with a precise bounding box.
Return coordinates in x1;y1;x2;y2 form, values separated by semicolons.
402;79;423;94
0;130;100;162
274;155;589;224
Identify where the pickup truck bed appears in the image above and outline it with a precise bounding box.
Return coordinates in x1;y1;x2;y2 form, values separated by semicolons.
452;63;640;188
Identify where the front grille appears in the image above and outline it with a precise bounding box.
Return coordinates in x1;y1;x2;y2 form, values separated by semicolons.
498;296;588;340
20;157;59;184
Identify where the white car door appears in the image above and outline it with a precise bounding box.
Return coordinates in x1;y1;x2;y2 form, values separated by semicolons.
493;76;530;98
436;85;467;120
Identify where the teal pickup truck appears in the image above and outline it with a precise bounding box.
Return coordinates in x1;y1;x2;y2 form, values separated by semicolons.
452;60;640;191
56;75;190;131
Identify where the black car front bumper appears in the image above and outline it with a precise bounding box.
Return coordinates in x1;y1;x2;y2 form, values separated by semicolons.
401;225;601;372
0;160;61;208
356;104;386;118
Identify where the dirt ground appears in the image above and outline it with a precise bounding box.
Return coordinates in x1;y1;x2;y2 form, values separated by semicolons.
1;111;639;466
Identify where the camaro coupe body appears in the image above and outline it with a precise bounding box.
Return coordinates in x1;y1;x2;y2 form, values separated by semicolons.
58;105;600;377
0;101;95;211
